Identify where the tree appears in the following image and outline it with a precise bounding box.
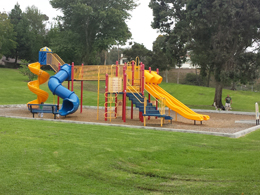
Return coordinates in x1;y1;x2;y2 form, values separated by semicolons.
0;12;16;58
50;0;137;65
149;0;260;108
46;24;79;64
123;42;152;66
18;59;36;81
24;6;49;61
107;46;125;64
189;50;213;87
8;3;31;64
8;4;49;63
149;35;174;72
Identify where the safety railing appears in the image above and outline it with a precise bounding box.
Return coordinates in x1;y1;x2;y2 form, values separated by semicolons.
125;62;141;93
127;82;147;114
46;53;64;72
144;85;166;116
52;53;65;65
73;64;124;81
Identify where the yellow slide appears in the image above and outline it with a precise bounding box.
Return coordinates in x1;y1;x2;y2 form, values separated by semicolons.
144;70;210;122
27;62;50;104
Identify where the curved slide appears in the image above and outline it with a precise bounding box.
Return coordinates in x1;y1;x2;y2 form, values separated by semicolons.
27;62;50;104
48;64;79;116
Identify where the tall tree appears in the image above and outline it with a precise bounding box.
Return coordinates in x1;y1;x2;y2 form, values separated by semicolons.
8;3;31;64
24;6;49;61
149;35;179;71
50;0;137;65
46;24;79;64
107;46;125;64
0;12;16;58
149;0;260;107
123;42;152;66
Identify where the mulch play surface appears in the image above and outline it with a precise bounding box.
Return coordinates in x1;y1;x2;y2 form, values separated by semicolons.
0;106;256;134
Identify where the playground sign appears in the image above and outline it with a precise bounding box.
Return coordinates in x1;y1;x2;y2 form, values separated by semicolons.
109;77;122;92
255;102;259;125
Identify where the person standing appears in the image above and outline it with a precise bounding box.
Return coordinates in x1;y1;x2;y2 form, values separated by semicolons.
38;102;44;117
225;95;232;111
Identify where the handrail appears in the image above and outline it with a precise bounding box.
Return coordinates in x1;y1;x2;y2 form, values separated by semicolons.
46;53;63;72
53;53;65;65
127;82;144;104
145;84;163;102
144;85;166;115
127;82;142;97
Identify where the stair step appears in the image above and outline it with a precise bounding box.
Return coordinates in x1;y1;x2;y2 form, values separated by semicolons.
127;93;173;120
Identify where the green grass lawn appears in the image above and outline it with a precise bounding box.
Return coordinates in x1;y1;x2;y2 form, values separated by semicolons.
1;117;260;194
1;67;260;111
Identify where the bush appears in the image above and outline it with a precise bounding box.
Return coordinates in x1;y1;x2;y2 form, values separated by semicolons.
182;73;204;86
18;60;36;81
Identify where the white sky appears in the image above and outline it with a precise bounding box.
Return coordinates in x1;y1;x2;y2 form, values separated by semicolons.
1;0;159;51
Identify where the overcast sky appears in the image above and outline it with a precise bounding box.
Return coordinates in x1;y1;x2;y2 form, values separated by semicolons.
1;0;160;50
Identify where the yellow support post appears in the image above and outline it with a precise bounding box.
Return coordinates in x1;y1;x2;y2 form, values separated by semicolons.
97;67;100;120
144;97;147;115
144;97;147;126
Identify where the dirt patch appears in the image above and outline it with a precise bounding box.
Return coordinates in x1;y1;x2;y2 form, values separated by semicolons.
0;106;256;134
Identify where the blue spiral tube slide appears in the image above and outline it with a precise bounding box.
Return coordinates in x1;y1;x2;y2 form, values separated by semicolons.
48;64;79;116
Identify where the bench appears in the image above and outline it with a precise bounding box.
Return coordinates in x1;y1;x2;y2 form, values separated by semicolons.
27;104;59;119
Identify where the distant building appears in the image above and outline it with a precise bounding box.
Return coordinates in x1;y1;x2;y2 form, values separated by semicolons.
0;56;21;68
180;55;197;69
119;54;127;65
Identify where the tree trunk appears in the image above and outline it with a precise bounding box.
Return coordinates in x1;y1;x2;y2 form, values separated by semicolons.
166;69;168;83
231;81;236;90
195;67;200;86
104;50;107;65
214;82;223;108
177;67;180;84
14;50;18;67
207;70;211;87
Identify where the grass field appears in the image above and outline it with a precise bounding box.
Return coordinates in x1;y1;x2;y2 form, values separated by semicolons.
1;117;260;194
1;68;260;111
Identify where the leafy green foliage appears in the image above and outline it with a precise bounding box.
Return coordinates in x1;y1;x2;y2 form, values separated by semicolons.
123;42;152;65
7;4;49;63
149;35;173;71
0;12;16;58
182;73;204;86
107;47;125;65
23;6;49;62
149;0;260;107
49;0;137;65
18;59;37;81
8;3;31;63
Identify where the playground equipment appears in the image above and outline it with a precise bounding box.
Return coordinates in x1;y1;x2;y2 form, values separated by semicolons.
27;47;210;126
27;62;50;104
